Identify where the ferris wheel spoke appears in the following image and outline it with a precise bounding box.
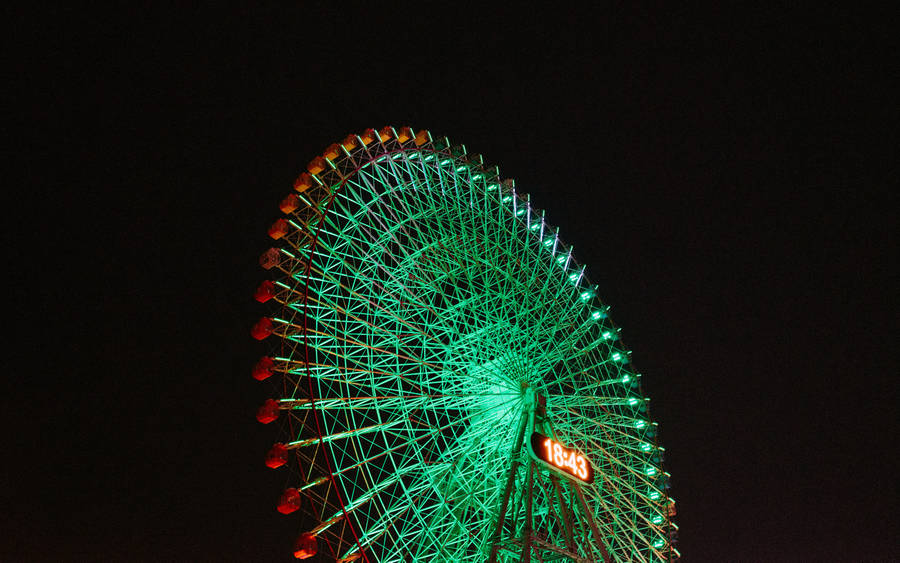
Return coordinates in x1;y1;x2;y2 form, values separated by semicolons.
327;194;426;273
283;318;447;377
306;225;448;319
553;424;669;540
544;394;640;410
315;464;422;537
316;394;524;494
346;163;461;261
286;419;406;449
281;394;474;414
507;283;582;363
587;480;663;561
304;254;443;330
302;234;496;366
341;488;432;561
556;410;656;466
294;300;530;403
530;455;645;562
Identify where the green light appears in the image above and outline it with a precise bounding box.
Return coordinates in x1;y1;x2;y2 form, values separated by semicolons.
652;515;664;525
653;539;665;548
255;129;675;560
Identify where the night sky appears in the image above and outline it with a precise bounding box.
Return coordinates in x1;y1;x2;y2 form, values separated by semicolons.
7;5;897;562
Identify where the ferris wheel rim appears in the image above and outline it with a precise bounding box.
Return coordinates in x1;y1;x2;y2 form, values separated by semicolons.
257;127;677;562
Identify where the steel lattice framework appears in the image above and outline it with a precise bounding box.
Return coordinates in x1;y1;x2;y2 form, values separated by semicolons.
252;127;679;562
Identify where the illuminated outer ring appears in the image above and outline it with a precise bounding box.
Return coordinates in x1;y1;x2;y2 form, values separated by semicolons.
259;128;677;562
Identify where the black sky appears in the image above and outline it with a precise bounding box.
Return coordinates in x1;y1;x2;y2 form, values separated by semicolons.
7;4;897;562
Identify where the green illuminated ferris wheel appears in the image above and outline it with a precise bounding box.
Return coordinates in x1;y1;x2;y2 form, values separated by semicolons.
250;127;678;562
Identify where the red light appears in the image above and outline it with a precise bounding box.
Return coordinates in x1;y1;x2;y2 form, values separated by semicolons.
529;432;594;484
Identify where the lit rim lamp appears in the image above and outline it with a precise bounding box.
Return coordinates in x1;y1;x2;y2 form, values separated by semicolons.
591;305;610;320
611;350;631;363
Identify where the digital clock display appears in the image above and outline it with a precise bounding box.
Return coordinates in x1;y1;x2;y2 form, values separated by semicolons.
529;432;594;484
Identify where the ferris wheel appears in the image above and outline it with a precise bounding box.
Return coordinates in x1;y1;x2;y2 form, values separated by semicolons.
250;127;678;562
